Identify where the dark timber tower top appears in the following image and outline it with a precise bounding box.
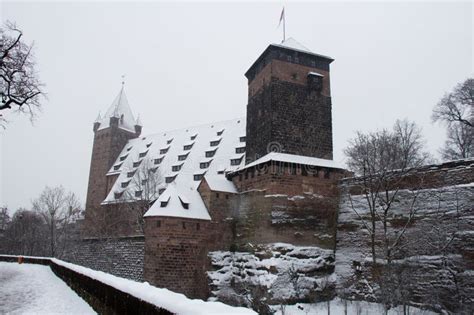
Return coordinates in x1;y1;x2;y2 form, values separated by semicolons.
245;38;334;162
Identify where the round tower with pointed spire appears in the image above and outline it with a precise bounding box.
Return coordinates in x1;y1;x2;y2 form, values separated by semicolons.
85;85;142;232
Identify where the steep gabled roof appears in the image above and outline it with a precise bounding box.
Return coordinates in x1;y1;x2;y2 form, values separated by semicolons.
97;86;137;133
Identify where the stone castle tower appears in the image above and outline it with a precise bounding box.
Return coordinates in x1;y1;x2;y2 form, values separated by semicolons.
85;86;142;224
245;38;334;161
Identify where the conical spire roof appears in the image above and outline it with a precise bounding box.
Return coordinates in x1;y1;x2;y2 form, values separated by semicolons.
98;86;137;133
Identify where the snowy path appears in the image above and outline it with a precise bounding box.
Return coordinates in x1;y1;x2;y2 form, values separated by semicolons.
0;262;96;314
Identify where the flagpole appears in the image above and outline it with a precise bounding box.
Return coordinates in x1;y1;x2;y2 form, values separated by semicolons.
283;11;285;42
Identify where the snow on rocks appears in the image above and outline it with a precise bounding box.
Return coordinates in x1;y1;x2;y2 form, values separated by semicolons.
208;243;335;305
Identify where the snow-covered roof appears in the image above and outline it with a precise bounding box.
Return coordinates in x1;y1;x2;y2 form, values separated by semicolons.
271;37;334;61
232;152;343;173
97;86;137;133
104;117;246;220
203;174;238;193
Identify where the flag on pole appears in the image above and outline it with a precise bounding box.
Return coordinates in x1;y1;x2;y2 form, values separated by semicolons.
278;7;285;28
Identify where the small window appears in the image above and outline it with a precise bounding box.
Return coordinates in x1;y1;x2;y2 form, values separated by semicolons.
135;190;143;197
139;151;148;158
182;222;186;229
196;223;200;231
239;136;246;143
226;194;229;200
121;181;130;188
184;143;194;150
133;160;142;168
287;55;292;62
216;193;220;199
235;147;246;154
150;167;159;173
160;147;169;154
154;157;164;165
120;155;128;161
159;188;166;195
311;60;316;67
114;163;122;171
217;129;225;136
190;134;198;140
172;164;182;172
156;220;161;228
200;162;210;169
217;170;225;175
114;191;123;199
141;179;147;185
206;149;217;158
167;138;173;145
127;171;136;178
126;146;133;152
178;153;189;161
194;174;204;181
146;142;152;148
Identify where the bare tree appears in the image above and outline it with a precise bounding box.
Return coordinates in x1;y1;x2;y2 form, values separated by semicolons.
440;123;473;160
344;119;430;264
32;186;81;256
0;21;44;126
121;159;163;234
433;78;473;160
0;206;10;231
3;208;48;256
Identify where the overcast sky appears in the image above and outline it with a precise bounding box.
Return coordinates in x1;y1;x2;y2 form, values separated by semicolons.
0;1;472;213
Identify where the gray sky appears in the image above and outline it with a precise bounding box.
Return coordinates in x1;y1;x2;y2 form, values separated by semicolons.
0;1;472;213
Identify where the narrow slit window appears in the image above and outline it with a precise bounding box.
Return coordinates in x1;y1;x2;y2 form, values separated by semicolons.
235;147;246;154
120;155;128;161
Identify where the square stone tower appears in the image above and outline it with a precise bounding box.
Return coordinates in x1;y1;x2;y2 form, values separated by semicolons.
245;38;334;162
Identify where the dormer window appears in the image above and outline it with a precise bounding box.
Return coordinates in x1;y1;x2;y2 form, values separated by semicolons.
121;180;130;188
217;129;225;136
190;134;198;140
135;190;143;197
167;138;173;145
114;191;124;199
160;195;170;207
159;188;166;195
139;150;148;158
146;142;153;148
160;147;169;154
206;149;217;158
119;154;128;162
127;171;136;178
178;153;189;161
231;157;243;166
235;147;246;154
126;146;133;152
239;136;246;143
113;163;123;171
179;196;189;210
172;164;183;172
200;161;211;169
150;167;159;173
165;175;177;183
141;179;147;185
183;142;194;150
193;172;205;181
154;157;164;165
210;138;221;147
133;160;142;168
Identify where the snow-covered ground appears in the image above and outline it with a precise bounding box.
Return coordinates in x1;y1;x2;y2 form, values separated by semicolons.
270;298;437;315
0;262;95;314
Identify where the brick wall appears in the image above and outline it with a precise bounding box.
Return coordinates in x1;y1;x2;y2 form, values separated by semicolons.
61;236;145;282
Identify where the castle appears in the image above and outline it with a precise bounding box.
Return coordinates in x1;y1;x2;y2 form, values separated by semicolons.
85;38;346;298
83;38;473;311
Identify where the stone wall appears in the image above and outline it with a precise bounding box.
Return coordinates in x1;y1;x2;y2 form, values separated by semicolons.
335;159;474;313
61;236;145;282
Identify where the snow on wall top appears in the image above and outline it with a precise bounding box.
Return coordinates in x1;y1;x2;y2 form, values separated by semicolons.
50;258;256;315
104;117;246;220
272;37;334;61
97;86;138;133
232;152;343;173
